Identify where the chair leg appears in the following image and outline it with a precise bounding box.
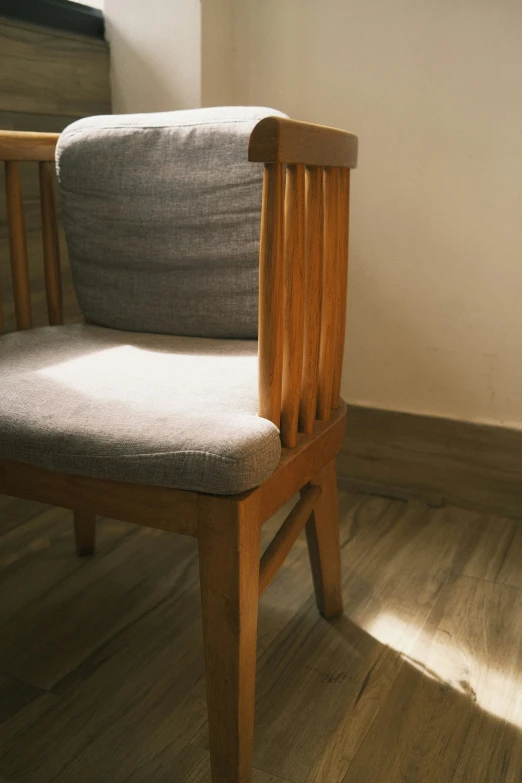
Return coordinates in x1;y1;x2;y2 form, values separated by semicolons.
305;457;344;618
198;495;260;783
73;510;96;556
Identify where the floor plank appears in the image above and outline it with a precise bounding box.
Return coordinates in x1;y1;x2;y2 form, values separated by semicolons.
155;744;293;783
0;507;131;628
0;675;46;726
0;490;521;782
459;513;522;589
343;575;522;783
0;519;199;690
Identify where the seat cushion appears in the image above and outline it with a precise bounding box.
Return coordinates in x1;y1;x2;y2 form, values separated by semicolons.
56;106;287;339
0;325;281;495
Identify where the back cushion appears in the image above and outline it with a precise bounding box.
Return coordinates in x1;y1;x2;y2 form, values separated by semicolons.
56;106;287;338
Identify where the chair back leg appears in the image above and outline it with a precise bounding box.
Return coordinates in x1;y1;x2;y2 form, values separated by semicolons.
305;458;344;618
73;510;96;556
198;494;261;783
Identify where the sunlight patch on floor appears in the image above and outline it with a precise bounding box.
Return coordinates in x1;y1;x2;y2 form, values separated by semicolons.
366;611;522;730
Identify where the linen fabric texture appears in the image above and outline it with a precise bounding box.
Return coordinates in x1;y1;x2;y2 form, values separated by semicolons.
56;106;287;339
0;325;281;494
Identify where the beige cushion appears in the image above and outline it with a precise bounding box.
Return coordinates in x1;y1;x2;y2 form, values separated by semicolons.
0;325;281;494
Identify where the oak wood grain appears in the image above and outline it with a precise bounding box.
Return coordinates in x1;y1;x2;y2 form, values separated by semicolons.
458;512;522;590
0;518;200;693
316;166;338;421
198;493;261;783
331;168;350;410
5;161;32;329
299;166;324;434
39;160;63;325
0;19;110;118
249;117;358;169
171;744;293;783
339;403;522;520
253;403;347;523
0;131;58;162
1;492;521;782
280;163;305;448
344;575;522;783
0;507;129;630
258;162;284;427
259;485;321;597
306;458;343;618
0;459;200;536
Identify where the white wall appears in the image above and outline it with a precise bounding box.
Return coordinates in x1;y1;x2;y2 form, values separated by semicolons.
102;0;522;428
75;0;104;7
203;0;522;428
104;0;201;113
201;0;236;107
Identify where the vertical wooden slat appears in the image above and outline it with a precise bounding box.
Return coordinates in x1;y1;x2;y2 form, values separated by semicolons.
299;165;324;434
281;163;305;448
39;161;63;325
0;268;4;335
5;161;32;330
258;162;284;427
331;168;351;409
317;166;339;421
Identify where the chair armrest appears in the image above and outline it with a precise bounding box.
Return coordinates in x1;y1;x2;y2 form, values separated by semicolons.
249;116;358;168
250;118;357;448
0;131;59;162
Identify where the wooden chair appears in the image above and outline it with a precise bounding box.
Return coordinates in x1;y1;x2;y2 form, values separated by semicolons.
0;114;358;783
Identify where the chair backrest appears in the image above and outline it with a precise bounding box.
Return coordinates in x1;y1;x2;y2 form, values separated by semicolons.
56;106;287;339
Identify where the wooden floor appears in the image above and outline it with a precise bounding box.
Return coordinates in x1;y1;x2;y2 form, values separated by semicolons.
0;488;521;782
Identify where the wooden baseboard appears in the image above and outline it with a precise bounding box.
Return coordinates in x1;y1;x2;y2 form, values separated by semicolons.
338;405;522;520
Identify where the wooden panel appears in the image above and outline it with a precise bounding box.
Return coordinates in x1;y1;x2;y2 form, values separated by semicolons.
0;459;199;536
258;162;284;427
249;116;358;168
338;404;522;520
299;166;324;434
280;163;305;448
0;19;111;118
198;493;261;782
5;161;32;329
316;166;338;421
39;160;63;324
0;130;58;161
253;403;347;523
331;167;350;409
305;458;343;617
0;220;82;333
0;18;110;332
259;485;321;597
0;110;77;134
0;116;87;332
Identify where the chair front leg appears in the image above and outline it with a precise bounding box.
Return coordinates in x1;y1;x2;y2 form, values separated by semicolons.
198;494;261;783
305;457;344;618
73;510;96;556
